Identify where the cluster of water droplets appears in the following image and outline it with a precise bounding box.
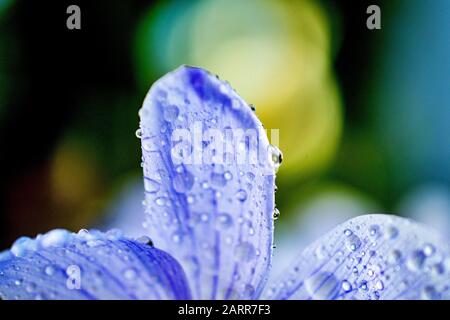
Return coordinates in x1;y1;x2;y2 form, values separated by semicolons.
136;66;285;298
0;228;163;300
265;216;450;300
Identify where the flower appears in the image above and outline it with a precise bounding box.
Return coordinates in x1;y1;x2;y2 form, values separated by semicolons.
1;66;449;300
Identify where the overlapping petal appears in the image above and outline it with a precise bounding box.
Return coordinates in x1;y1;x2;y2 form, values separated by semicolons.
0;229;191;300
138;66;278;299
264;214;450;300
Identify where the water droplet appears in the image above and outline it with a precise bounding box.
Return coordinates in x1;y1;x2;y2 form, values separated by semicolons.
242;284;255;298
173;170;194;193
216;213;233;230
201;181;209;189
345;234;362;252
155;197;167;206
123;268;137;280
407;250;426;272
136;236;153;246
386;225;399;239
15;279;23;286
268;145;283;171
231;98;241;110
235;242;256;262
235;189;248;202
144;178;160;193
172;232;182;243
273;208;280;220
375;280;384;290
343;229;353;236
305;272;340;300
210;172;227;187
388;249;402;264
135;128;143;139
369;225;380;237
187;195;195;204
359;280;368;291
341;280;352;292
423;243;435;257
224;171;233;181
44;265;55;276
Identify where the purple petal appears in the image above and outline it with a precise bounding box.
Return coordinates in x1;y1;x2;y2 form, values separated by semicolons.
139;66;277;299
263;214;450;300
0;229;191;300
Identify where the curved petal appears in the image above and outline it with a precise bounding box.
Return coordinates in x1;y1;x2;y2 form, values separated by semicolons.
138;66;277;299
263;214;450;300
0;229;191;300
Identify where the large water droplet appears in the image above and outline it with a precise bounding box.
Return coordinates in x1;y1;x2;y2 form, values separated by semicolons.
136;236;153;246
135;128;143;139
345;234;362;252
305;272;340;300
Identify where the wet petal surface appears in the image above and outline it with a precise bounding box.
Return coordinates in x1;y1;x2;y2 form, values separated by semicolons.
264;214;450;300
0;229;191;300
139;66;277;299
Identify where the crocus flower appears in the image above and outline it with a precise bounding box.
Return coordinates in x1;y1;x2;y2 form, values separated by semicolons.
1;66;449;300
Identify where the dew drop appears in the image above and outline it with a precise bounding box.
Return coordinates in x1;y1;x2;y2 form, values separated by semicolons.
235;189;248;202
304;272;340;300
224;171;233;181
155;197;167;207
407;250;426;272
216;213;233;230
135;128;143;139
341;280;352;292
123;268;137;280
388;249;402;264
44;265;55;276
173;170;194;193
386;225;399;239
369;225;380;237
273;208;280;220
136;236;153;246
375;280;384;291
144;178;160;193
423;243;435;257
345;234;362;252
268;145;283;171
210;172;227;187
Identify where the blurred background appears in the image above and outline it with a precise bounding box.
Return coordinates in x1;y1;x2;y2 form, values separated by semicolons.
0;0;449;257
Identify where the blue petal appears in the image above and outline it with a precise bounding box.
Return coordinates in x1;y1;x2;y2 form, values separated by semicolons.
0;229;191;300
263;214;450;300
138;66;277;299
